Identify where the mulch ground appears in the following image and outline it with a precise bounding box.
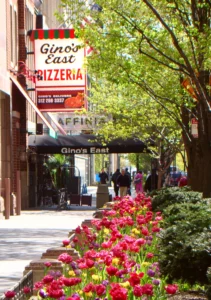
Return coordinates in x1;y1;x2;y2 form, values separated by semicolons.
168;291;207;300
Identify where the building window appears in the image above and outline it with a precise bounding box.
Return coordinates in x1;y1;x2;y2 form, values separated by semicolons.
10;5;13;63
14;10;18;65
10;5;18;66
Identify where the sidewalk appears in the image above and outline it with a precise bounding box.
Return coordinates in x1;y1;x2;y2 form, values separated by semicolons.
0;185;135;296
0;209;95;296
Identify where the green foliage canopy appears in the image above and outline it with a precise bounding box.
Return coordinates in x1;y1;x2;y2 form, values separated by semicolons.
59;0;191;147
58;1;211;187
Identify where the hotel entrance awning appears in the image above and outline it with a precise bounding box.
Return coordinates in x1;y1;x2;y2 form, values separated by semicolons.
28;134;148;154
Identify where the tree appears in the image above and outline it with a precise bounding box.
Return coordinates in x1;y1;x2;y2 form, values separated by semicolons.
46;154;68;189
127;153;152;173
60;0;211;196
88;78;182;188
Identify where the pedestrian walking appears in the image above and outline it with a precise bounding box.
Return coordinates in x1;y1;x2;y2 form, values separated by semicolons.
111;168;121;196
178;175;188;187
125;167;132;195
117;168;130;198
144;169;158;192
99;168;108;184
134;170;143;194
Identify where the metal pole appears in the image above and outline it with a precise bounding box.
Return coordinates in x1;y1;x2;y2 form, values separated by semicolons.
16;171;21;215
5;178;10;219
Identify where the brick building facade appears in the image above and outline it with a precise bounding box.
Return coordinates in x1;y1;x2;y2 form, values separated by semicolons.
0;0;63;217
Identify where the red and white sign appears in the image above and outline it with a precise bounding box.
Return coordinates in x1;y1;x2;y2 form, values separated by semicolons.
37;88;86;112
31;29;87;113
191;118;198;138
34;38;86;88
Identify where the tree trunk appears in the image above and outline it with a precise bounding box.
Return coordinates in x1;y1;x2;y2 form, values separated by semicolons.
183;103;211;198
202;148;211;198
157;170;164;189
185;140;203;192
136;154;140;171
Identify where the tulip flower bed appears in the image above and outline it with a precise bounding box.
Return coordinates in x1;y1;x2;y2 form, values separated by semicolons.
5;194;179;300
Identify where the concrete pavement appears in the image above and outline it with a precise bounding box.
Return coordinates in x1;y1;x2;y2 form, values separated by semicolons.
0;209;95;296
0;185;136;296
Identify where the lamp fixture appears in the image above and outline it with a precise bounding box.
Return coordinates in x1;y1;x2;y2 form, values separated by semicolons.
18;147;37;163
9;61;42;82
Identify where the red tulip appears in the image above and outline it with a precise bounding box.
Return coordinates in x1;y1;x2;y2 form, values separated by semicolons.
44;262;52;268
83;282;95;292
86;258;95;268
75;226;81;234
137;216;146;225
129;244;140;252
135;238;146;246
4;291;16;298
58;253;73;264
84;249;97;259
109;283;128;300
33;281;44;290
23;286;31;294
66;296;80;300
165;284;178;294
152;226;161;232
63;277;82;287
133;285;143;297
78;262;87;269
142;283;154;296
73;236;78;243
95;284;106;296
101;241;113;248
146;252;154;259
106;265;118;276
128;272;142;287
47;288;64;299
104;254;113;266
62;239;70;246
42;275;54;284
141;227;149;236
48;280;63;290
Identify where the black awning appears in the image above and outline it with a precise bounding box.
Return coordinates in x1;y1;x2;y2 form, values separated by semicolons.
28;134;148;154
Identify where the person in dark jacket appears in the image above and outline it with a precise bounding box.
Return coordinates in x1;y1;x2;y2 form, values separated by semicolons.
125;167;132;195
99;168;108;184
117;168;130;197
144;169;158;192
111;168;121;196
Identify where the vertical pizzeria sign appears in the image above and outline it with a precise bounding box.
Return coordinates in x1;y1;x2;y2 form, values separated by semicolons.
30;29;87;111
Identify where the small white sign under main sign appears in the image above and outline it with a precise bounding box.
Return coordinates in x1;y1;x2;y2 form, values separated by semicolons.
191;118;198;138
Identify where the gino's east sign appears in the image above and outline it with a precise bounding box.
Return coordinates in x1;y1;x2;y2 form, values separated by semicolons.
31;29;86;88
61;147;110;154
